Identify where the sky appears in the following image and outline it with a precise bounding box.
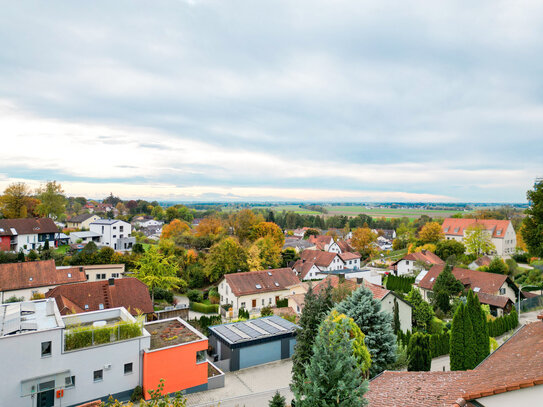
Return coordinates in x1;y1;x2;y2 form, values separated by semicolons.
1;1;542;203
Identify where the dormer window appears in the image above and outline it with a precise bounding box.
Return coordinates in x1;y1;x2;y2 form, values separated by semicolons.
454;227;460;233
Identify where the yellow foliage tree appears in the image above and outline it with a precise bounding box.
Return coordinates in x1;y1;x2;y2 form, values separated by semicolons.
247;244;262;271
418;222;444;244
0;182;33;218
195;217;224;237
251;221;285;246
351;227;377;258
414;243;437;253
161;219;190;239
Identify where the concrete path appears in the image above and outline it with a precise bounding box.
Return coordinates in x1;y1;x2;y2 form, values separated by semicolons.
185;360;293;407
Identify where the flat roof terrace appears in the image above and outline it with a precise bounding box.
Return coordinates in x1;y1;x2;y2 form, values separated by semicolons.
145;318;206;350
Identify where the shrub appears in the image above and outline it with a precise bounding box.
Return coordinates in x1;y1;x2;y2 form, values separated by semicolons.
130;385;143;402
276;298;288;308
190;302;219;314
428;316;444;335
4;295;24;303
151;287;174;303
512;252;529;263
261;306;273;316
238;308;250;319
187;289;203;303
386;275;415;293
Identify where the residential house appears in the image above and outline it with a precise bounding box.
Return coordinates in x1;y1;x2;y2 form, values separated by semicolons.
362;280;412;332
417;264;522;316
0;260;86;303
367;314;543;406
46;277;153;316
89;219;135;251
66;214;101;230
292;227;313;238
282;237;316;253
0;218;60;253
336;239;355;253
140;225;163;240
441;218;516;256
469;255;493;270
0;300;150;407
208;316;298;372
339;251;361;270
81;264;125;281
218;268;300;314
132;217;163;229
391;250;445;277
293;250;343;280
69;231;102;245
308;235;342;253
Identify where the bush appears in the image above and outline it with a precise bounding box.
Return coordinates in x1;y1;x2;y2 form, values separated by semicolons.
130;385;143;402
276;298;288;308
151;287;174;303
428;316;444;335
4;296;24;303
487;309;518;337
190;302;219;314
238;308;250;319
512;253;529;263
187;289;203;303
386;275;415;293
261;306;273;316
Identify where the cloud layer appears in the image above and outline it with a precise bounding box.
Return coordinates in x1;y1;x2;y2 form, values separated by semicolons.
1;0;542;201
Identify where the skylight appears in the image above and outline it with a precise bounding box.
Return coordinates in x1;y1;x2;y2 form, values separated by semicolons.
0;228;4;232
274;282;280;287
267;272;272;276
67;273;72;278
454;227;460;233
444;227;449;233
474;287;480;292
497;229;502;236
430;277;434;282
255;284;262;289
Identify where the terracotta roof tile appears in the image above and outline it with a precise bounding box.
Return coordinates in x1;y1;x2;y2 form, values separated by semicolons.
418;265;508;295
313;275;357;295
442;218;512;239
299;249;338;267
308;235;333;250
292;259;317;279
0;260;85;291
46;277;153;315
403;250;445;265
224;268;300;296
362;280;390;300
0;218;59;236
338;251;361;262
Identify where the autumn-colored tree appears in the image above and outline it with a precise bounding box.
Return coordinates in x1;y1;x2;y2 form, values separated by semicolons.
36;181;66;219
247;244;263;271
116;202;127;215
0;182;33;218
255;236;282;269
414;243;437;253
351;227;377;258
230;209;264;242
204;237;248;282
251;221;285;246
516;224;528;252
161;219;190;239
464;224;495;256
418;222;444;244
195;217;224;237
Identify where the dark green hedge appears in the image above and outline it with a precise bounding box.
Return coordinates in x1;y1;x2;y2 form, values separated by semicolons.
190;301;219;314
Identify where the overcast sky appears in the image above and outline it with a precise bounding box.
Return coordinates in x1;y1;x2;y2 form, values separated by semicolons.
1;1;542;202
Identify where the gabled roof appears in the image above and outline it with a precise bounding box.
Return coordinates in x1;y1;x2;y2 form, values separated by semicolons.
398;250;445;266
367;320;543;406
338;251;361;262
0;218;59;236
0;260;85;291
224;268;300;296
336;240;355;253
473;256;492;267
67;213;97;223
46;277;153;315
313;275;357;295
475;292;512;308
292;259;318;279
418;265;511;295
441;218;512;239
362;280;390;300
300;249;338;267
308;235;333;250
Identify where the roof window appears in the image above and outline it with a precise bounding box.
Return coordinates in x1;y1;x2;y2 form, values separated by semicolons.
99;304;104;310
430;277;434;282
67;273;72;278
255;284;262;289
84;304;89;310
454;227;460;233
0;228;4;232
474;287;480;292
274;282;280;287
267;272;272;276
444;227;449;233
29;277;33;281
497;229;502;236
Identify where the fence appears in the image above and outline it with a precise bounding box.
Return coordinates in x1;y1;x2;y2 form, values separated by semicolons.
516;294;543;312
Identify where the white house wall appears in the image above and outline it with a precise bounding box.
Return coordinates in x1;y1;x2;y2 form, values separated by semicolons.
380;293;412;332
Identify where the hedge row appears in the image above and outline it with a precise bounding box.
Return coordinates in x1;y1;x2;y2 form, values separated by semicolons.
488;309;518;337
397;330;450;358
190;302;219;314
386;275;415;293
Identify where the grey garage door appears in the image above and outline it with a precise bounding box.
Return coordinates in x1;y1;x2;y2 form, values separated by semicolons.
239;341;282;369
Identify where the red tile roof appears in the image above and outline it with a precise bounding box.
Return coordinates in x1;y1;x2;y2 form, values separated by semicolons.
292;259;318;279
46;277;153;315
362;280;390;300
0;260;85;291
313;275;357;295
473;256;492;267
0;218;59;236
475;292;512;308
418;265;508;295
402;250;445;266
336;240;355;253
308;235;333;250
338;251;361;262
441;218;512;239
368;320;543;406
300;249;338;267
224;268;300;296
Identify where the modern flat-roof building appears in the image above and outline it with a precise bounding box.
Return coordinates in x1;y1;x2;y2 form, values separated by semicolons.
89;219;135;252
0;299;150;407
208;315;299;372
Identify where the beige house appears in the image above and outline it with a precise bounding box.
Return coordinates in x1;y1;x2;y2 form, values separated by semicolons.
80;264;125;281
66;213;101;229
218;268;300;316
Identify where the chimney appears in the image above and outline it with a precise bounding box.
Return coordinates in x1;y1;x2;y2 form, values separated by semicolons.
108;278;115;286
45;299;56;316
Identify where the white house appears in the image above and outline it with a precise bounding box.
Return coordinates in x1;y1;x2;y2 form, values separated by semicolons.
441;218;517;257
89;219;135;251
391;250;445;276
308;235;342;253
218;268;300;315
0;299;150;407
68;231;102;245
362;280;412;332
0;218;60;254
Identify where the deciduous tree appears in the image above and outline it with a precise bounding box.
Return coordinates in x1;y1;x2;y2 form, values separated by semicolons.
521;181;543;257
464;224;495;256
418;222;444;244
195;217;224;237
161;219;190;240
351;227;377;258
36;181;66;219
0;182;33;218
251;221;284;246
204;237;248;282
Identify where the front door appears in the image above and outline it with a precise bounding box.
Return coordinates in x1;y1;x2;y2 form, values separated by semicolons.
252;299;257;308
275;296;279;304
37;380;55;407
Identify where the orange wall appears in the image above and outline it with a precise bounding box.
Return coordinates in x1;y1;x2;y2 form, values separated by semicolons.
143;339;208;400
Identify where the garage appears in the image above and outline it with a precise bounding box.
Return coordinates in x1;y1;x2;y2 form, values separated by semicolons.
208;316;299;372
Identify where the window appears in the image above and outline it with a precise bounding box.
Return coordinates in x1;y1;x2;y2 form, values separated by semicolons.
98;304;104;310
196;350;206;364
41;341;52;357
268;298;272;304
241;302;246;308
120;226;124;232
113;226;117;230
124;363;133;375
262;299;265;306
112;273;119;278
499;288;506;295
65;376;75;388
101;274;106;279
93;370;103;382
113;235;116;238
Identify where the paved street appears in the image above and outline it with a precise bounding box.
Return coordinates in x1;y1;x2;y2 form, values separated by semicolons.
186;359;293;407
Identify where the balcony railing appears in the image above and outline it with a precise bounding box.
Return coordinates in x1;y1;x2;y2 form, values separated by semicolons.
64;320;143;351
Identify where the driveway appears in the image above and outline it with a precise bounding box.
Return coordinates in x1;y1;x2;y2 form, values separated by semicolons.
185;359;293;407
